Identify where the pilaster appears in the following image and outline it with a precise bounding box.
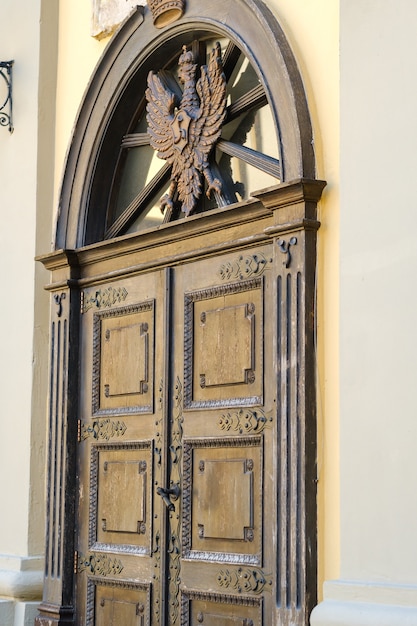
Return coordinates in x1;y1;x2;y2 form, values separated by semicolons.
256;179;326;623
35;252;80;626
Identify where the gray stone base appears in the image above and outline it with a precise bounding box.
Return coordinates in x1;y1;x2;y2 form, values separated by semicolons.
0;600;40;626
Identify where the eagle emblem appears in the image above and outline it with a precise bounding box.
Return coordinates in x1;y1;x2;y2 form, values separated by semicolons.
146;43;227;217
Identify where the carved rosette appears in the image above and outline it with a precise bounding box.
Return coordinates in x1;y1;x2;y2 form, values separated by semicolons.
219;253;270;281
216;567;272;594
77;553;124;577
82;286;128;313
79;419;127;441
218;409;272;434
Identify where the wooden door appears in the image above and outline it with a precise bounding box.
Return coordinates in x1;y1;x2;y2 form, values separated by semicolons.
76;269;169;624
75;241;276;625
171;247;274;625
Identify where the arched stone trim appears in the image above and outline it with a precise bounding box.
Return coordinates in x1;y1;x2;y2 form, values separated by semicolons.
55;0;315;249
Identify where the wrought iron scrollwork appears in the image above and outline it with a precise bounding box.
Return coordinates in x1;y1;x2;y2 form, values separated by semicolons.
0;61;13;133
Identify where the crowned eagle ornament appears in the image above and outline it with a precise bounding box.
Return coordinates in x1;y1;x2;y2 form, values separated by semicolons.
146;43;227;217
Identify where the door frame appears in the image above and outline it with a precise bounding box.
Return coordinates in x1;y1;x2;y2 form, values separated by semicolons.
35;1;325;623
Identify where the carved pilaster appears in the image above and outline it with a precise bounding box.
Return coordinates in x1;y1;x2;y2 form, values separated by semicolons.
256;179;326;624
35;251;80;626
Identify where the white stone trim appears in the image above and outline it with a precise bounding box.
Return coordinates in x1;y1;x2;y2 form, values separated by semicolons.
0;556;43;601
311;580;417;626
91;0;146;39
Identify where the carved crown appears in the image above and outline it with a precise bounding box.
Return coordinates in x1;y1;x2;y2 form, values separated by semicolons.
147;0;185;28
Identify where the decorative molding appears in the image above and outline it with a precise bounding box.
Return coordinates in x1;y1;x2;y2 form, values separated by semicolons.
47;314;69;581
89;441;152;553
277;236;297;268
79;419;127;441
147;0;184;28
77;553;124;577
181;589;261;624
184;278;263;409
216;567;272;595
218;409;272;434
219;252;270;281
152;378;164;625
152;531;162;624
53;293;66;318
182;436;262;565
86;577;151;626
166;376;183;625
92;300;154;416
82;286;128;313
183;550;260;566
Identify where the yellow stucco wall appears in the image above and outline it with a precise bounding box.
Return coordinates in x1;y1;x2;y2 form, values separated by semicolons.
53;0;340;596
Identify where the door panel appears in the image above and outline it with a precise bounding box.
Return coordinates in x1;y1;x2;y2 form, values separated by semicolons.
170;246;275;624
76;270;169;625
76;244;276;624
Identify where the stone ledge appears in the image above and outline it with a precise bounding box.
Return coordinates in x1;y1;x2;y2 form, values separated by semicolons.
311;580;417;626
0;556;44;601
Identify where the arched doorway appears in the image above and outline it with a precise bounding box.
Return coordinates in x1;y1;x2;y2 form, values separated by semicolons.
36;2;325;624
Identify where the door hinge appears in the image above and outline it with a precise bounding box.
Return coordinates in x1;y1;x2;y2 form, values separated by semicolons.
80;290;84;314
74;550;79;574
77;419;81;443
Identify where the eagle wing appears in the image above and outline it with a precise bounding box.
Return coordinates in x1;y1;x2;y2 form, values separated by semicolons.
146;71;178;164
192;42;227;168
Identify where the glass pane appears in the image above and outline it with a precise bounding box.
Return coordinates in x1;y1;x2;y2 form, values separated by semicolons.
125;182;171;234
219;104;279;200
108;33;280;236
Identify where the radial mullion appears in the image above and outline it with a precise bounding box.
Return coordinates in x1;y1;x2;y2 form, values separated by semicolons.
217;139;281;179
105;162;171;239
222;41;242;82
121;133;151;148
226;84;268;123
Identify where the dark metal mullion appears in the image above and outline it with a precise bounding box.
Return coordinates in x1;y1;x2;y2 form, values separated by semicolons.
217;139;281;179
121;133;151;148
104;162;172;239
222;41;242;82
226;84;268;123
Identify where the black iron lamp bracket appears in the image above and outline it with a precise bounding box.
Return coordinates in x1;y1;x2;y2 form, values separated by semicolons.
0;61;14;133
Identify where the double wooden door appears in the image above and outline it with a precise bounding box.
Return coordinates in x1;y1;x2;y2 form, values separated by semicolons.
75;243;277;625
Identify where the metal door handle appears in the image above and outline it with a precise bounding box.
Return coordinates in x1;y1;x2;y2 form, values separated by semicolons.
156;483;180;511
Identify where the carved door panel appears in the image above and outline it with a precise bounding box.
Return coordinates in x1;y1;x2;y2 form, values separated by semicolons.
170;245;275;624
76;270;169;625
76;244;278;625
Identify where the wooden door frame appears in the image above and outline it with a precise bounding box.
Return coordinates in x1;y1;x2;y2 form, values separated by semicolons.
36;2;325;624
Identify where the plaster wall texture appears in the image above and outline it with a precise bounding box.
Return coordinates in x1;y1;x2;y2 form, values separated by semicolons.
340;0;417;585
312;0;417;622
0;0;57;621
0;0;41;557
